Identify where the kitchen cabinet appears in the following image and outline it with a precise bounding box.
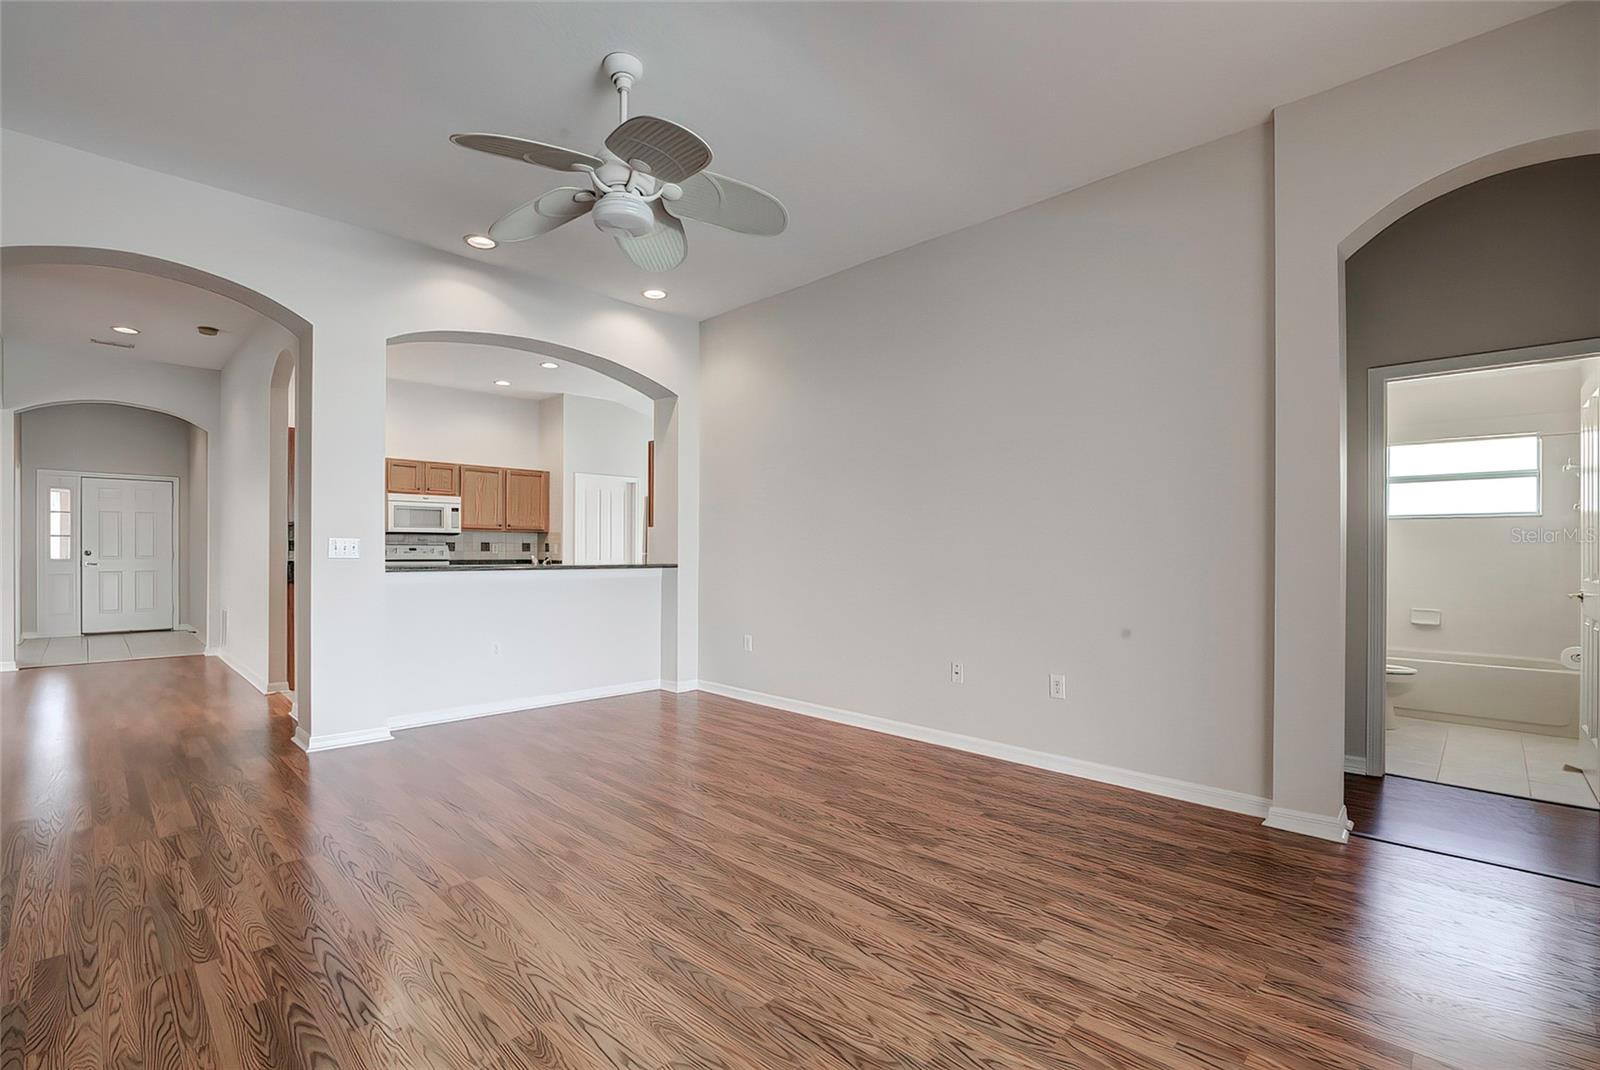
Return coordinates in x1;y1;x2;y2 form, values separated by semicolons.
504;468;550;532
386;458;425;494
387;458;459;495
421;462;459;495
460;465;505;530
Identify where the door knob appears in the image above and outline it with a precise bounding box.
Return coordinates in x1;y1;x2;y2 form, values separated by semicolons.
1570;592;1586;600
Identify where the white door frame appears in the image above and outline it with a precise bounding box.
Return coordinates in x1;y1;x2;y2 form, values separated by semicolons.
31;468;181;638
1364;338;1600;776
572;472;642;565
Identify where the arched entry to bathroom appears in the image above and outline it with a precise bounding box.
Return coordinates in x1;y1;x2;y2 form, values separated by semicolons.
1338;149;1600;882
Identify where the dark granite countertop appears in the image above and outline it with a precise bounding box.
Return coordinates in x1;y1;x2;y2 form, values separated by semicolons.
386;562;677;573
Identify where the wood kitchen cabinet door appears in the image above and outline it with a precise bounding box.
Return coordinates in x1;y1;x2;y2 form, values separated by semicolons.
460;465;505;529
386;458;426;494
421;462;459;496
504;468;550;532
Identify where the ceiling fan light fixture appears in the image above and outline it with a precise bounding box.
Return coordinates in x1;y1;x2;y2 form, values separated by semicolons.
590;192;656;238
641;288;667;300
464;233;498;250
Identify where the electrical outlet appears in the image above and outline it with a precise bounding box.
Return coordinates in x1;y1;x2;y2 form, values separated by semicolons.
742;634;754;653
328;537;361;559
951;661;965;684
1049;673;1067;701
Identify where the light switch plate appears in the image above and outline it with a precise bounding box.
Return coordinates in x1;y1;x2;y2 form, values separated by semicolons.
329;537;361;559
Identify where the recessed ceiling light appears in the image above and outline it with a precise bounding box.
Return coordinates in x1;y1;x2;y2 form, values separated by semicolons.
111;325;140;335
493;379;512;387
540;361;559;369
641;289;667;300
464;234;497;250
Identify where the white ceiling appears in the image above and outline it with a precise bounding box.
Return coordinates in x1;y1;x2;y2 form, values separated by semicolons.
388;341;654;415
1;2;1554;319
1;263;268;369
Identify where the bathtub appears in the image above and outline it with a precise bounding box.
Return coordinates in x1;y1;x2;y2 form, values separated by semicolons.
1387;649;1577;735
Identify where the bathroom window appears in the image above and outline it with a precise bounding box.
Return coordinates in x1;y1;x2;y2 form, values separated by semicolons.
1387;434;1540;518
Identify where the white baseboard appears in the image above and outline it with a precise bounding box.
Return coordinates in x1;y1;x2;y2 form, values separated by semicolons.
1344;754;1370;775
297;726;394;752
697;681;1271;820
388;679;664;732
1263;804;1352;844
267;680;290;693
0;661;15;673
213;648;267;693
664;678;700;694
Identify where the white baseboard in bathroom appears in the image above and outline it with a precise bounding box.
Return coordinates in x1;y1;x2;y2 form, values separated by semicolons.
696;681;1272;821
1263;805;1351;844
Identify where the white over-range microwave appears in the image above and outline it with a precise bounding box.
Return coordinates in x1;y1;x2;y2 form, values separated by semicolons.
387;493;462;534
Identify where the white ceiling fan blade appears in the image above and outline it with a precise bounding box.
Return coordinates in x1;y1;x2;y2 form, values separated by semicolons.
665;171;788;237
615;202;687;272
450;133;602;173
604;116;711;185
488;188;592;242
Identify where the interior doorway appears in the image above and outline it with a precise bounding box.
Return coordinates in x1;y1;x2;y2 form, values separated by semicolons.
1349;339;1600;883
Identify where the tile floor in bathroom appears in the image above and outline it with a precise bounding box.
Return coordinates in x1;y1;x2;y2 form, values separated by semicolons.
15;630;205;668
1386;714;1599;809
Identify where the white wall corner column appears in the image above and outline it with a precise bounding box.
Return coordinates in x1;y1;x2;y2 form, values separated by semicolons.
1267;4;1600;836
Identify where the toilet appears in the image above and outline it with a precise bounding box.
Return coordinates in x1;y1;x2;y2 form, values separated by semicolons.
1384;663;1418;730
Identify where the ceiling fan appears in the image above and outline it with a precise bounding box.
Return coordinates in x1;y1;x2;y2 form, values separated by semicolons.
451;52;787;272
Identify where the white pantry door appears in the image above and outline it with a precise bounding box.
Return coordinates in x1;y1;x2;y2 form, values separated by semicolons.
572;474;639;565
1579;384;1600;803
81;477;175;633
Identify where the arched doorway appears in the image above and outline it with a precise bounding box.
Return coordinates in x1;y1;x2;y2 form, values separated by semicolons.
0;247;317;733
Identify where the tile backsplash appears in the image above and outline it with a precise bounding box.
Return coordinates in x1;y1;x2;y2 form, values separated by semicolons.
387;531;559;563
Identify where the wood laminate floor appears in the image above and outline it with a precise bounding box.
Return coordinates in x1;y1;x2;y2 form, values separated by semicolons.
1345;772;1600;886
4;657;1600;1069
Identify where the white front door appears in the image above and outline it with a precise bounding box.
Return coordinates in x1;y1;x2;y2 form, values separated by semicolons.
81;477;175;634
35;475;80;637
573;474;639;565
1579;383;1600;802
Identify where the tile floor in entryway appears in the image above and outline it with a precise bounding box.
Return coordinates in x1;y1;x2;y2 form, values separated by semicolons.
1386;714;1599;809
15;630;205;668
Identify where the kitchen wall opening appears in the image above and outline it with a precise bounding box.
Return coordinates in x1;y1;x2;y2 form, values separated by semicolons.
383;335;663;572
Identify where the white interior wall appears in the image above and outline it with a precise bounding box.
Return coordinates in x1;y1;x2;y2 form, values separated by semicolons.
1386;365;1582;665
385;378;547;474
700;125;1275;807
561;394;651;560
187;422;209;643
537;395;565;550
16;402;200;633
2;129;702;739
216;318;297;691
1269;3;1600;834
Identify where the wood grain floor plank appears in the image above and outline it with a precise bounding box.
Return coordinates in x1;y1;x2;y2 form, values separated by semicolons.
4;658;1599;1070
